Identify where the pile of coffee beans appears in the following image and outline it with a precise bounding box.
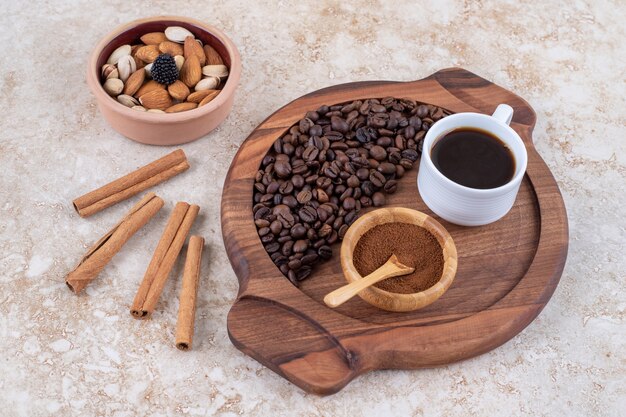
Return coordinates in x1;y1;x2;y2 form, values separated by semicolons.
252;97;450;286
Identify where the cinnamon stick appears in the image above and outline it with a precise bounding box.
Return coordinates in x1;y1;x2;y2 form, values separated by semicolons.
175;235;204;351
66;193;164;294
73;149;189;217
131;202;199;319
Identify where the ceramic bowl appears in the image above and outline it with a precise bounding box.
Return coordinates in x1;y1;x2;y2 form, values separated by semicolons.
87;16;241;145
340;207;458;312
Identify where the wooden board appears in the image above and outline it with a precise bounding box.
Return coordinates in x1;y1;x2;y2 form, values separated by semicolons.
221;68;568;395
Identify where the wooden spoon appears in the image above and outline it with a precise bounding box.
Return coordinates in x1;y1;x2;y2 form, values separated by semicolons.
323;254;414;308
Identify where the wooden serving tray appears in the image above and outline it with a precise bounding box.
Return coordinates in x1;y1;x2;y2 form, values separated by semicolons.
221;68;568;395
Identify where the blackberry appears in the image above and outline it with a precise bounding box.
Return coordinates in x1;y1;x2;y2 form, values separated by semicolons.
151;54;179;85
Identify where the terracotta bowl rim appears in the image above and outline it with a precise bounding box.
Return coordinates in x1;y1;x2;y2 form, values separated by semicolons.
340;207;458;311
87;15;241;123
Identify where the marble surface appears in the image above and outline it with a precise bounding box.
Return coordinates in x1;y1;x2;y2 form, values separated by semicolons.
1;0;624;416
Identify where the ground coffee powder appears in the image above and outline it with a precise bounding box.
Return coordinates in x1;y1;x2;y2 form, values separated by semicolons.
352;222;444;294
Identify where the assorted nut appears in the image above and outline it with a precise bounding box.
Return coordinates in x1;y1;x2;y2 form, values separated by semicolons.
101;26;229;113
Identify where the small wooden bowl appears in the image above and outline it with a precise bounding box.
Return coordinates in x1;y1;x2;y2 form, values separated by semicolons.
341;207;458;312
87;16;241;145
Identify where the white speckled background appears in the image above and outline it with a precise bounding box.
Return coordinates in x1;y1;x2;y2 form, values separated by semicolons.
1;0;624;416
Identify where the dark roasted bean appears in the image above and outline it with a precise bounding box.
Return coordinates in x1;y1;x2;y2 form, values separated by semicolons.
384;179;398;193
299;206;317;223
372;192;386;207
377;162;396;175
318;245;332;259
290;224;307;239
369;170;386;187
265;242;280;253
293;240;309;253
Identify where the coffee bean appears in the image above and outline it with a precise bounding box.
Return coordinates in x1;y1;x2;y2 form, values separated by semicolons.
274;160;291;178
376;136;392;147
384;179;398;193
301;253;318;265
417;104;429;118
254;219;270;228
267;220;281;235
318;223;332;238
279;181;294;195
293;240;309;253
343;197;356;210
258;227;270;237
261;234;274;244
372;192;385;207
318;245;332;259
288;259;302;270
296;190;312;204
281;240;294;256
290;224;307;239
299;206;317;223
338;224;349;239
361;181;375;196
346;175;360;188
401;149;419;162
377;162;396;175
331;116;349;133
254;206;270;220
303;146;319;162
265;242;280;254
369;170;386;187
369;145;387;161
297;266;312;281
277;211;295;228
400;158;414;169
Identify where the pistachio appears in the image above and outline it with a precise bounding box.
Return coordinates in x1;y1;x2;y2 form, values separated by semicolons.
101;64;117;79
194;76;220;91
103;78;124;96
107;44;131;65
117;94;140;107
132;105;147;112
117;55;136;82
164;26;194;43
201;64;229;78
174;55;185;71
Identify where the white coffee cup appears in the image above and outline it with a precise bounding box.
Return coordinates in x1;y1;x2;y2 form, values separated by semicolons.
417;104;528;226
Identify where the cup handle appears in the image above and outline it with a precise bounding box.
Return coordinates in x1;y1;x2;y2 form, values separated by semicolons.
492;104;514;125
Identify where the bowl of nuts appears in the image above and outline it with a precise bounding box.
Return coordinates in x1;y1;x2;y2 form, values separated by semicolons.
87;16;241;145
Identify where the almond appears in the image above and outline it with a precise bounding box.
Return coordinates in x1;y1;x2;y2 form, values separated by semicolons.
186;89;218;103
140;32;167;45
180;54;201;88
158;41;184;56
123;69;145;96
139;89;173;110
135;45;160;63
203;44;224;65
130;44;142;57
184;36;206;66
133;55;146;70
167;80;190;101
134;80;165;98
165;102;198;113
198;90;220;107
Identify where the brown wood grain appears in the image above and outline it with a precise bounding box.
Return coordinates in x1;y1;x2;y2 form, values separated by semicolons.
221;68;568;395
